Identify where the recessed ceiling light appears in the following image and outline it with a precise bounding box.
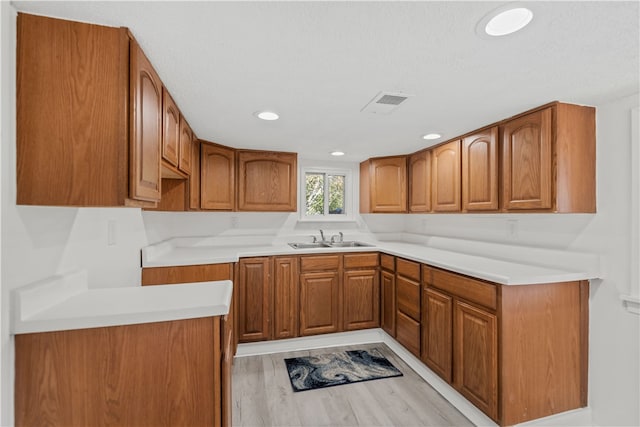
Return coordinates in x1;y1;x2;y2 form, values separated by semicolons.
422;133;442;140
331;151;345;156
478;5;533;37
255;111;279;121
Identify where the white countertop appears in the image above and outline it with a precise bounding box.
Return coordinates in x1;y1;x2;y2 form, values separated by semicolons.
142;236;601;286
12;270;233;335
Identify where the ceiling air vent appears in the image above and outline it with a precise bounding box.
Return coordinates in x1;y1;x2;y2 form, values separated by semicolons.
361;91;414;114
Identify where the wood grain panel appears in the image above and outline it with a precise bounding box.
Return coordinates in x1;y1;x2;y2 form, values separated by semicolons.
201;142;236;210
396;276;421;321
189;140;201;210
369;156;408;213
359;160;371;213
152;178;187;211
161;88;180;167
422;287;453;383
237;150;297;212
273;256;299;339
409;150;432;212
343;252;379;269
432;140;461;212
178;116;193;175
129;39;162;202
431;268;497;310
381;269;396;337
300;255;341;272
299;271;341;336
343;269;380;330
238;257;271;342
501;108;552;210
454;301;498;421
462;127;499;211
380;254;395;271
499;282;585;425
17;13;129;206
142;263;232;285
396;311;421;357
15;317;221;427
396;258;421;281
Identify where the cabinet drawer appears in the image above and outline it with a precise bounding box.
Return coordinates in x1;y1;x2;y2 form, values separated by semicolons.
344;253;378;269
422;265;433;284
396;311;421;357
380;254;395;271
397;258;420;281
396;276;420;320
431;269;497;310
300;255;341;272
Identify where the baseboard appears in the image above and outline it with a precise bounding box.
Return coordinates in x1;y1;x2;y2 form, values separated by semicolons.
235;330;593;427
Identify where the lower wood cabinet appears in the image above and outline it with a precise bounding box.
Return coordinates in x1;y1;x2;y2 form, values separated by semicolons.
395;258;421;357
421;287;453;383
237;257;271;342
380;255;396;337
15;317;230;427
299;271;342;335
273;256;299;339
343;253;380;331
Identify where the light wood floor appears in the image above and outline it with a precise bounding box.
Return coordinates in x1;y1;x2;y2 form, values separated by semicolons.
232;343;474;426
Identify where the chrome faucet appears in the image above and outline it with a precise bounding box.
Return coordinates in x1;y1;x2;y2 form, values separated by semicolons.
330;232;344;244
319;229;326;242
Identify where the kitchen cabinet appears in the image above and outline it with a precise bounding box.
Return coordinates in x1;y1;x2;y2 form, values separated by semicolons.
189;139;202;210
200;142;236;210
408;150;431;213
380;254;396;337
141;263;233;286
179;116;193;175
237;257;271;342
431;140;461;212
162;88;180;168
237;150;297;212
15;316;230;427
343;253;380;331
273;256;299;339
421;286;453;382
299;255;342;336
425;267;588;425
501;103;595;212
462;127;499;211
17;13;162;206
395;258;421;356
360;156;408;213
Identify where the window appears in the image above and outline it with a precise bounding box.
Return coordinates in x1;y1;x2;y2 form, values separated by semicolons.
301;167;352;220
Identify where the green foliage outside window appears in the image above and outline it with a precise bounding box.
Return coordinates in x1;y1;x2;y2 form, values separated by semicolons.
305;173;345;216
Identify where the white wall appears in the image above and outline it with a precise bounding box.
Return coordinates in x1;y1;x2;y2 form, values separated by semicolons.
364;93;640;426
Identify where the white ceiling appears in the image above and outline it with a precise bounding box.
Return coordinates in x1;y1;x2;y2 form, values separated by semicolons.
12;1;640;162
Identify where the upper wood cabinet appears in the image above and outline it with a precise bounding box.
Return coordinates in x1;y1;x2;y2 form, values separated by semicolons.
178;117;193;175
189;140;201;210
462;127;499;211
237;150;297;212
200;142;236;210
502;104;595;212
17;13;161;206
360;156;408;213
161;88;180;168
432;140;461;212
408;150;431;213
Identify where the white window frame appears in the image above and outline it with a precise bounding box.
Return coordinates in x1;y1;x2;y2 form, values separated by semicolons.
300;166;353;221
625;106;640;314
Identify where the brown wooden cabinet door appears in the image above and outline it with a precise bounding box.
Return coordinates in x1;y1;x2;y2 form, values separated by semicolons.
299;271;341;336
396;275;421;321
189;140;201;210
462;127;498;211
178;116;193;175
381;269;396;336
273;256;299;339
161;88;180;167
369;156;408;213
237;151;297;211
432;140;461;212
502;108;553;210
454;300;498;421
343;269;380;331
130;41;162;203
201;142;235;210
396;311;421;357
409;150;431;212
422;287;453;383
237;257;271;342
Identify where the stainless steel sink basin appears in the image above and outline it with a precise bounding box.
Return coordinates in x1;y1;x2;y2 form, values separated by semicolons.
328;241;374;248
288;242;330;249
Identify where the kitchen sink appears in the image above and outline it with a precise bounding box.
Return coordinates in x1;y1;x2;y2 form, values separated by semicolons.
328;241;374;248
288;242;331;249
